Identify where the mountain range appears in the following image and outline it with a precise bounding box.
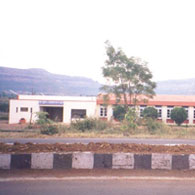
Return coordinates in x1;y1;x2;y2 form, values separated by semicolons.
0;67;101;96
1;66;195;96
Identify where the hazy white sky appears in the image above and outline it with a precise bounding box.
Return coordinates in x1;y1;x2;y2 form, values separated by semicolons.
0;0;195;83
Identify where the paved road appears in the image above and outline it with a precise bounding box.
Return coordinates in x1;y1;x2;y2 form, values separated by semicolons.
1;138;195;145
1;179;195;195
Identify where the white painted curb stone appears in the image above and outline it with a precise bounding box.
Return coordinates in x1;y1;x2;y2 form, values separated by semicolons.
72;152;94;169
0;154;11;169
152;153;172;170
112;153;134;169
31;153;53;169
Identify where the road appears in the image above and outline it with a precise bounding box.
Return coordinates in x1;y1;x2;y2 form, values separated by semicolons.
1;137;195;145
1;179;195;195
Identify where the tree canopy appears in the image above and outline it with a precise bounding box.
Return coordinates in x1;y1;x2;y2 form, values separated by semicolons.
102;41;156;110
142;107;158;119
170;107;187;126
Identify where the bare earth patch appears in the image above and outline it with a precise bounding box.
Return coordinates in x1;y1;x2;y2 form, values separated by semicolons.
1;142;195;154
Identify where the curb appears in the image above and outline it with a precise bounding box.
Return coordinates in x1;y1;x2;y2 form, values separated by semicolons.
0;152;195;170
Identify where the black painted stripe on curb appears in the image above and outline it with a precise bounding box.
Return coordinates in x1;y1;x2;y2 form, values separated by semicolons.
94;154;112;168
172;155;189;170
134;154;152;170
11;154;31;169
53;153;72;169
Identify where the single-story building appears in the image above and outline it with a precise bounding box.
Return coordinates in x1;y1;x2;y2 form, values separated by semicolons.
9;94;195;125
9;95;97;124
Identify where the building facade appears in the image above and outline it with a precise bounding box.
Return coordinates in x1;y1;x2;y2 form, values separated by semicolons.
9;94;195;125
9;95;97;124
96;94;195;125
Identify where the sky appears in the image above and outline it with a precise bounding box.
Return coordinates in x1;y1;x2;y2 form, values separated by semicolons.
0;0;195;83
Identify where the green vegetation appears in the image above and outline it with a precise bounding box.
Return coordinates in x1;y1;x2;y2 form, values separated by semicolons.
171;107;188;126
0;112;8;120
101;41;156;109
71;118;109;132
36;112;58;135
113;105;126;121
142;107;158;119
36;112;53;125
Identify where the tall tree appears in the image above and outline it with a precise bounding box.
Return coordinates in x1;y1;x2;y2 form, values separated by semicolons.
102;41;156;110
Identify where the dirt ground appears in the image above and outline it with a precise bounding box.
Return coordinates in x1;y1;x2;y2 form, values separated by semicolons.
0;120;28;130
1;142;195;154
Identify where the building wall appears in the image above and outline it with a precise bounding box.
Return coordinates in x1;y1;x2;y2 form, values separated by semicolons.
63;101;97;123
97;104;195;126
9;96;97;124
9;100;40;124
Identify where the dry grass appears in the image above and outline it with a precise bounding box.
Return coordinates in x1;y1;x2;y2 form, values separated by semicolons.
1;120;195;139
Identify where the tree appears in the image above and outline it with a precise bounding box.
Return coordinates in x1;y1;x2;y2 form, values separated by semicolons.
102;41;156;110
170;107;187;126
113;105;126;121
143;107;158;119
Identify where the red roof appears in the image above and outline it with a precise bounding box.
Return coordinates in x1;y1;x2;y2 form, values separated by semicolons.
97;94;195;106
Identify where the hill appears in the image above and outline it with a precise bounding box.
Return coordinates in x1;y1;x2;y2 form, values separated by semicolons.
0;67;101;96
155;79;195;95
1;66;195;96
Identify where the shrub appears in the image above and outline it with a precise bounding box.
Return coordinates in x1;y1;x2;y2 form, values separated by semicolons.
0;102;9;112
113;105;126;121
40;124;59;135
71;118;108;132
121;107;138;133
0;112;8;120
36;112;53;125
145;118;161;134
143;107;158;119
171;107;187;126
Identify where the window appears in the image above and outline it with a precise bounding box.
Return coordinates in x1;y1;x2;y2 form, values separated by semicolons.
183;106;189;119
155;106;162;119
100;106;107;117
167;106;174;119
139;105;147;117
71;109;86;119
20;107;28;112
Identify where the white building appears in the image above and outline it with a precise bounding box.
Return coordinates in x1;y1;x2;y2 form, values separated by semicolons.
9;95;97;124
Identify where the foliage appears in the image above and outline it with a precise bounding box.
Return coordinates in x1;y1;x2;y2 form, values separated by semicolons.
145;118;161;134
40;124;59;135
36;112;53;125
113;105;126;121
143;107;158;119
171;107;188;126
0;112;8;120
0;102;9;112
121;107;138;132
71;118;109;132
101;41;156;109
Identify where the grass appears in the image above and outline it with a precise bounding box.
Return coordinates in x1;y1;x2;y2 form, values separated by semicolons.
1;119;195;139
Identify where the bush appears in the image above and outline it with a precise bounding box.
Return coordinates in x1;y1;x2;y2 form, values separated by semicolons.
145;118;161;134
40;124;59;135
171;107;187;126
36;112;53;125
143;107;158;119
0;112;8;120
120;107;138;133
71;118;108;132
0;102;9;112
113;105;126;121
